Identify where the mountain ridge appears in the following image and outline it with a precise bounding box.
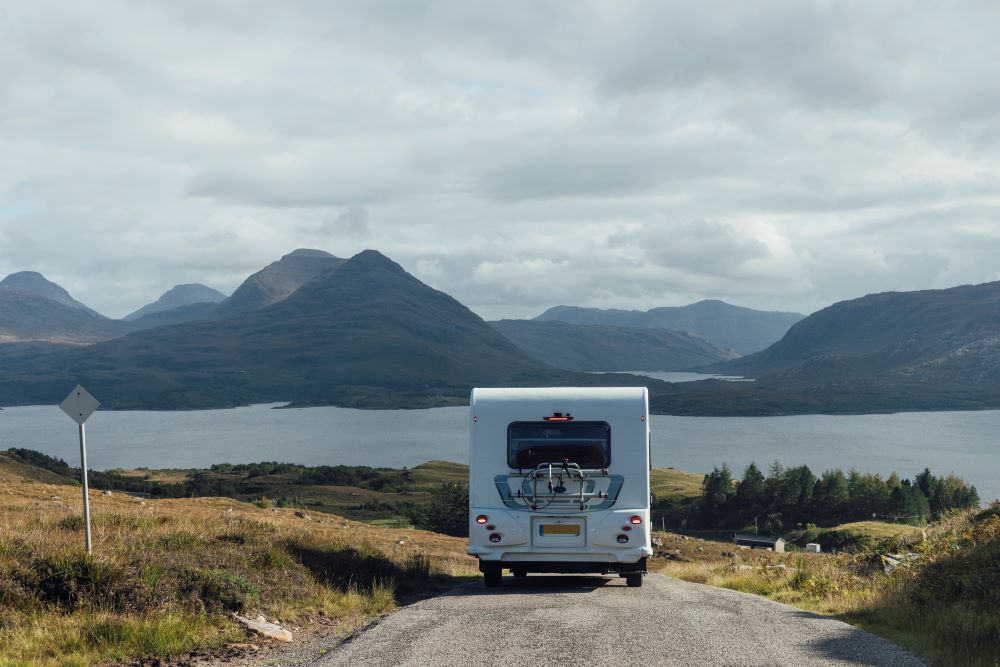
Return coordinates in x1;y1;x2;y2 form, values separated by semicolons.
214;248;344;317
536;300;804;354
711;281;1000;383
0;250;594;408
1;271;106;319
490;319;740;372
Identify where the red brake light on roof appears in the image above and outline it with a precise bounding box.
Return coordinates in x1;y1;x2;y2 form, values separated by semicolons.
476;515;488;524
630;515;642;525
543;412;573;421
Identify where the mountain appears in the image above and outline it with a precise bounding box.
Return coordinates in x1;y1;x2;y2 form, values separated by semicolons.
125;284;226;321
536;300;805;354
654;281;1000;415
0;250;573;408
715;281;1000;383
214;249;344;317
0;271;106;318
490;319;739;372
0;286;130;344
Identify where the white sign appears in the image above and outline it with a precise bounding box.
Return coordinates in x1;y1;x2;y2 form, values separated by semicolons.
60;385;100;425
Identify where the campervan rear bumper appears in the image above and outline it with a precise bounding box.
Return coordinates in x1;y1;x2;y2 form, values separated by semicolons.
477;557;648;575
468;544;652;561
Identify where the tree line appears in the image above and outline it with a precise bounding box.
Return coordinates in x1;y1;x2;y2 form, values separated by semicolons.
686;461;979;534
4;449;414;497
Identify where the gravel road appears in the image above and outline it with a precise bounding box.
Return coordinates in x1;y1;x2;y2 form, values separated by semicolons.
312;573;925;667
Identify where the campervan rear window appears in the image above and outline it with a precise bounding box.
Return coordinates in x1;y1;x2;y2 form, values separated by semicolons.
507;422;610;469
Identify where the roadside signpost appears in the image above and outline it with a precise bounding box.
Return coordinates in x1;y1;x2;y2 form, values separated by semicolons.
59;385;100;554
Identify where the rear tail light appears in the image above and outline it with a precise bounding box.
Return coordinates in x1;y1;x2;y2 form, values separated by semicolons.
630;515;642;525
616;534;629;544
489;533;502;543
476;515;488;524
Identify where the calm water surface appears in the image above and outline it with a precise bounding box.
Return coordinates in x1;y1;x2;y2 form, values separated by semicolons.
2;401;997;501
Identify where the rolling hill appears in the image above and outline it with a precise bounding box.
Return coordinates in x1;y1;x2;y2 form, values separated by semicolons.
536;300;804;354
490;319;739;371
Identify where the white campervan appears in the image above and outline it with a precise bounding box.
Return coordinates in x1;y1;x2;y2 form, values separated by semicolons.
467;387;652;587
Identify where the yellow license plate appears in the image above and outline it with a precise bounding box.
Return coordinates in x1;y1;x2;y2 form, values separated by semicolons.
542;524;580;536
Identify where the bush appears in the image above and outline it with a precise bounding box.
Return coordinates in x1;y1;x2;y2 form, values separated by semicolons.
180;568;260;613
425;482;468;537
25;553;126;610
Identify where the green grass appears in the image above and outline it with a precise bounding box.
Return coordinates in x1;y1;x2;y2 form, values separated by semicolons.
794;521;924;552
650;467;704;501
409;461;468;488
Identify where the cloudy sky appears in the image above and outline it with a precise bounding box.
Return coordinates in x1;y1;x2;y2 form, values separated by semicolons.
2;1;999;320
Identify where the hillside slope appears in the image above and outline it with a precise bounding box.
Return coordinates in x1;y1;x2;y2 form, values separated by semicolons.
0;451;76;484
0;287;131;344
537;300;804;354
129;301;225;329
649;281;1000;416
0;271;105;317
215;248;343;317
715;281;1000;386
125;283;227;321
491;319;739;371
0;469;475;666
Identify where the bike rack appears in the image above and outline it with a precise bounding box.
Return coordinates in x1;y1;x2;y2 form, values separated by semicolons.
494;460;623;512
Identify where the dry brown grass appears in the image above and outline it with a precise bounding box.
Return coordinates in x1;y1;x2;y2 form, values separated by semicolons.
655;509;1000;667
0;478;477;666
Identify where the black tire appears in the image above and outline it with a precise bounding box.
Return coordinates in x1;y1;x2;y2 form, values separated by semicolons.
625;573;643;588
484;568;502;587
512;568;527;578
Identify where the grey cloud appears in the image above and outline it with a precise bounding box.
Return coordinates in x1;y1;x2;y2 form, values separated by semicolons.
312;206;371;238
2;1;1000;320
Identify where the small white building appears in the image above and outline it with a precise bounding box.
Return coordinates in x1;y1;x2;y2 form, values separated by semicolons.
806;542;822;553
734;534;785;553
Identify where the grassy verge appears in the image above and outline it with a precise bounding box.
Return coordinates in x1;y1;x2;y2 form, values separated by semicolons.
0;478;477;666
789;521;925;553
655;506;1000;667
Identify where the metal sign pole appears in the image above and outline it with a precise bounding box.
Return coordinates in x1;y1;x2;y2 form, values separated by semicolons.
79;422;92;554
60;384;100;555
